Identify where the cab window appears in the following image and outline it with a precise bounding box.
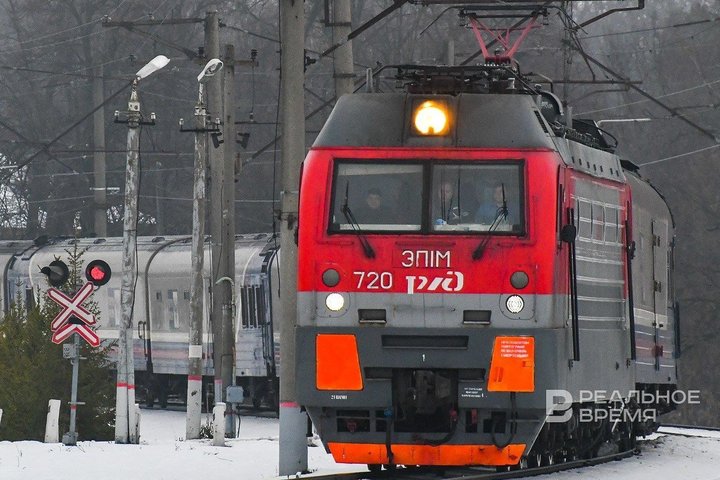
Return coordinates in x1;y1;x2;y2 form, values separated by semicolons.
329;162;423;232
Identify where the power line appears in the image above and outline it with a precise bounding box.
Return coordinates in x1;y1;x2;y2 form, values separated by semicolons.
140;194;275;203
0;28;108;56
592;22;719;56
578;77;720;115
224;24;280;44
0;0;130;48
0;83;131;183
581;16;720;39
0;64;125;80
640;144;720;168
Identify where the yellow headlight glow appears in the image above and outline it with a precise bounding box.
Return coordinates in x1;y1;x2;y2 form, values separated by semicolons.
413;101;449;135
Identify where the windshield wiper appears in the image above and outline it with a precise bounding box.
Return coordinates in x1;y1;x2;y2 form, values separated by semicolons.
342;182;376;259
472;183;508;260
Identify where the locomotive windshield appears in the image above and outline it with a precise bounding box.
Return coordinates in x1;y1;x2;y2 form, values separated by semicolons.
329;160;524;234
432;163;523;233
330;162;424;232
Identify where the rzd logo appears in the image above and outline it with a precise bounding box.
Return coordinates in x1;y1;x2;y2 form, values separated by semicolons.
406;271;464;294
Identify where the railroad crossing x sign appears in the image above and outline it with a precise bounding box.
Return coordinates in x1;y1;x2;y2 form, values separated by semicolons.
47;282;100;347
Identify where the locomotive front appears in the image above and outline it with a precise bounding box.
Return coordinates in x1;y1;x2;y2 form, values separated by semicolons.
296;74;577;468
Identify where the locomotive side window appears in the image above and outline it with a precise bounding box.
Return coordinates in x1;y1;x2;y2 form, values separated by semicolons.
605;207;620;245
577;200;592;239
431;163;524;234
330;162;423;232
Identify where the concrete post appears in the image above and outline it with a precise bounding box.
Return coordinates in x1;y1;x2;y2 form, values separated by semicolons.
205;9;226;408
45;399;61;443
116;79;141;444
221;44;237;439
212;402;226;446
186;83;208;440
332;0;354;96
131;403;141;444
279;0;308;475
92;65;107;237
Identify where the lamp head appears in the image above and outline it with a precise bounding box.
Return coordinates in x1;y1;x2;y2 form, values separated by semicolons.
198;58;224;83
135;55;170;80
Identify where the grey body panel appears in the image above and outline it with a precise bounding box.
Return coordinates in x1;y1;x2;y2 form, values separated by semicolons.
313;94;556;150
626;173;677;385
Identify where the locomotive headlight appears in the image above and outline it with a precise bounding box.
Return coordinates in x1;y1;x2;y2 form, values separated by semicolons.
506;295;525;314
413;101;449;135
325;293;346;312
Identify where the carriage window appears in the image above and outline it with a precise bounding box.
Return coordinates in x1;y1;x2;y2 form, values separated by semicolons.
431;163;524;233
240;284;267;329
330;162;423;232
167;290;180;330
107;287;121;328
152;290;164;330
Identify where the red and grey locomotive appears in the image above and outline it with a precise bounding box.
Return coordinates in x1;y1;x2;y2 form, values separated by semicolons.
295;64;678;469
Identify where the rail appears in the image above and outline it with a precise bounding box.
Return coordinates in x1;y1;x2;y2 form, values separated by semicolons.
299;448;636;480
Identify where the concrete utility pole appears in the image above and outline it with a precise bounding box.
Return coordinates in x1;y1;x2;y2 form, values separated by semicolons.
279;0;308;475
331;0;355;96
204;8;230;426
184;58;223;439
115;55;169;444
92;65;107;237
220;43;237;437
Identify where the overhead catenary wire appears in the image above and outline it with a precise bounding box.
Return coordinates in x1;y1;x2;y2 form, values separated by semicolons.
0;83;131;184
568;35;718;142
580;16;720;39
0;0;130;49
0;8;184;183
578;77;720;115
640;144;720;168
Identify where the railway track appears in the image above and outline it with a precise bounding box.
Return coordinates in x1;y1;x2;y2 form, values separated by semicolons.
657;424;720;438
660;424;720;432
300;449;636;480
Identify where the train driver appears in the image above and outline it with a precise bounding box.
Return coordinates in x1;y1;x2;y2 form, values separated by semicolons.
356;187;397;224
474;183;517;226
433;180;469;225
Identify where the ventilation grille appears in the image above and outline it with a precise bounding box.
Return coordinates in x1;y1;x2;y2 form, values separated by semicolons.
534;111;550;134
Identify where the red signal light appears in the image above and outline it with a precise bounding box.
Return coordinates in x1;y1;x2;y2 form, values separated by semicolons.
90;266;105;281
85;259;111;286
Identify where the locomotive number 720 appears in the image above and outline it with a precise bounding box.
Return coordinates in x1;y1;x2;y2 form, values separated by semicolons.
353;271;393;290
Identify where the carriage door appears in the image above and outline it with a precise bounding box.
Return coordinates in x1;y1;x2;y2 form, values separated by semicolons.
651;219;669;371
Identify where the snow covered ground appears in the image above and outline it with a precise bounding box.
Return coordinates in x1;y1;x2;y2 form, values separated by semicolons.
0;409;362;480
1;409;719;480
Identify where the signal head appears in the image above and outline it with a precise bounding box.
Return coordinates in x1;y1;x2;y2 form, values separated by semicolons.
40;259;69;288
85;259;112;286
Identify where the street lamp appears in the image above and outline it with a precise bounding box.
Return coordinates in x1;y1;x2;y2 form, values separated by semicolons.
181;58;223;440
115;54;169;445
